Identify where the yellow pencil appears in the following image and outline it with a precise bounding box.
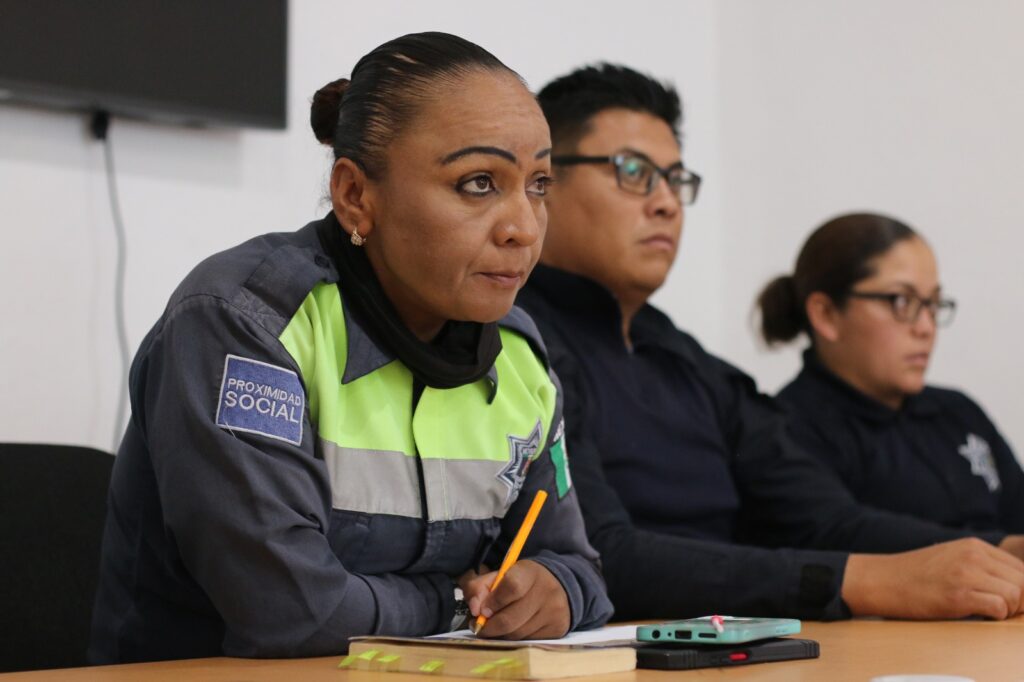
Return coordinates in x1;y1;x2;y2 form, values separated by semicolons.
471;489;548;635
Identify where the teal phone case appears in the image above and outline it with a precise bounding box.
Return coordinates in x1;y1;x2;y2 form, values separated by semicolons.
636;617;801;645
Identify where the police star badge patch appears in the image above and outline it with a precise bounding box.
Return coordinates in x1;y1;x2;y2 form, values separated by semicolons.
498;420;542;503
958;433;1000;492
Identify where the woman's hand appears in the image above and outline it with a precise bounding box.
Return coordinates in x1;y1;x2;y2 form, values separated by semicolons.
457;560;571;639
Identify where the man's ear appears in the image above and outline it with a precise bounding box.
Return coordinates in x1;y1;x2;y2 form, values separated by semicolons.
806;291;842;343
330;158;376;240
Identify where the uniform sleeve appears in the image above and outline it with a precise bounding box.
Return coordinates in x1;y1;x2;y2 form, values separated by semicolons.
136;295;454;657
528;321;851;621
991;444;1024;532
778;400;866;495
713;361;1007;552
484;369;614;632
993;436;1024;533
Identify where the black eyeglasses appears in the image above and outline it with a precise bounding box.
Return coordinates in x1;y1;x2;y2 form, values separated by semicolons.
847;291;957;327
551;151;702;205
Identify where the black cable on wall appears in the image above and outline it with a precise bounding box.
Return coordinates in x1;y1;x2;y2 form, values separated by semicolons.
90;111;131;454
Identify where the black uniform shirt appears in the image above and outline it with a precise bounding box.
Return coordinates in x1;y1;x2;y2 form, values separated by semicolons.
778;350;1024;533
557;281;741;541
517;264;1004;622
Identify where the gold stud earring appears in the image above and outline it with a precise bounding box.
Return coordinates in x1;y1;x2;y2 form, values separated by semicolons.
350;228;365;246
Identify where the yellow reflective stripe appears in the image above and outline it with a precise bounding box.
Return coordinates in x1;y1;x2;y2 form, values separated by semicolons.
412;330;556;462
279;282;347;430
280;284;417;454
281;285;559;519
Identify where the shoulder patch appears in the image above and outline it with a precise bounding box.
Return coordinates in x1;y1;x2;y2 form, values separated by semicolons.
215;354;305;446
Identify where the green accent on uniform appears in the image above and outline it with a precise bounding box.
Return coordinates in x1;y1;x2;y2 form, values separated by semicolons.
279;282;416;455
278;282;556;463
278;280;347;431
412;328;555;462
549;436;571;498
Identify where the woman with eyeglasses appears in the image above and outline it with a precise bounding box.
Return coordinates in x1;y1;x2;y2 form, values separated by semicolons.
757;212;1024;533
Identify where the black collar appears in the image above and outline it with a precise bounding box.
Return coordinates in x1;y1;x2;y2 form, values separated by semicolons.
526;264;701;365
799;349;941;422
316;213;502;391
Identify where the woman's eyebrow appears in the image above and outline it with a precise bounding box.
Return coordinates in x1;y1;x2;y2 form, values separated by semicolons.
885;280;942;296
441;146;517;165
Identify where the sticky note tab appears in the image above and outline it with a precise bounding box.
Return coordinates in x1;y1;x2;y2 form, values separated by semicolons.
377;653;401;670
337;655;356;669
471;662;498;675
420;659;445;673
472;658;519;677
356;649;379;661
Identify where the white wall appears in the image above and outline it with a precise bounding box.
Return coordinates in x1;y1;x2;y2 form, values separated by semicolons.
0;0;721;452
2;0;1021;457
715;0;1024;455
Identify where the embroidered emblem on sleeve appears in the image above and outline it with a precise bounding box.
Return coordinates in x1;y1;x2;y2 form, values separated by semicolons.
958;433;1000;492
214;354;305;446
498;420;543;504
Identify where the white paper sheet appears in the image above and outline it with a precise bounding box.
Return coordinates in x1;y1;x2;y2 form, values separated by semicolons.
429;624;638;647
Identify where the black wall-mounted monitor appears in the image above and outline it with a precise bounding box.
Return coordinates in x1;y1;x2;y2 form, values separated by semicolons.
0;0;288;129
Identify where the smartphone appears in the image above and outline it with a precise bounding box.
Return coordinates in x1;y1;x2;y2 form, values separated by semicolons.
636;616;801;645
636;637;819;669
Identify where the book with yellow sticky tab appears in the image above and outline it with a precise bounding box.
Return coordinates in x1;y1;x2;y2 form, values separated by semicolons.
341;625;638;680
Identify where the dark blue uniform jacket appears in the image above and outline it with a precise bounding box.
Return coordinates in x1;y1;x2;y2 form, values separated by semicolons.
516;265;1005;621
779;351;1024;533
89;220;611;664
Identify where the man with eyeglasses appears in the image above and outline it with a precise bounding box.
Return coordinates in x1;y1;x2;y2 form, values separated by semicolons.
516;64;1024;622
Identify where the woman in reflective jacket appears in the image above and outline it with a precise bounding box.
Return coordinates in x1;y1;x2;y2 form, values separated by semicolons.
89;32;611;664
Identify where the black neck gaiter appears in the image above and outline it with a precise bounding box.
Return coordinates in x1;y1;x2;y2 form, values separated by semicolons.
318;214;502;389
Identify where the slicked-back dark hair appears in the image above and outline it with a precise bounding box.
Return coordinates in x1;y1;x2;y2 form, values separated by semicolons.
537;63;682;152
310;32;519;178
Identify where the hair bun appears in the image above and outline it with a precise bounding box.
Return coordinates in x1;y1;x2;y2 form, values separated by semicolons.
310;78;350;145
757;274;803;346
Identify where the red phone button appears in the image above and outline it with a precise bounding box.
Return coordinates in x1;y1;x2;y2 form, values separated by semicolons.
729;653;749;662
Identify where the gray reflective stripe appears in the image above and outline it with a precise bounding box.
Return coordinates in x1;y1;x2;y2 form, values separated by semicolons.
422;458;516;522
321;440;422;518
321;439;517;522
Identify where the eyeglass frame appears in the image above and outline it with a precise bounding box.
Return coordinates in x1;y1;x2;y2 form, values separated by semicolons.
551;151;702;204
846;290;957;327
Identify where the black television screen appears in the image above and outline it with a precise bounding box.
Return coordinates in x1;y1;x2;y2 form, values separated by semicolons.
0;0;287;129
